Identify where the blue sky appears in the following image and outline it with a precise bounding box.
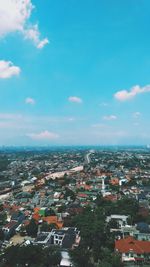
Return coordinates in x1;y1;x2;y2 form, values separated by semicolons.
0;0;150;146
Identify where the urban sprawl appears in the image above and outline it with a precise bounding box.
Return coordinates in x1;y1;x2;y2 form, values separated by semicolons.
0;147;150;267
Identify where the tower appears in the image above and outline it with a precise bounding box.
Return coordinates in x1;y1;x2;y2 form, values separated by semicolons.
101;175;106;196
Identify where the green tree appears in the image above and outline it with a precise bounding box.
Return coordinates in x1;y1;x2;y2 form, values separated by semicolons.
0;245;61;267
70;246;93;267
97;261;111;267
26;219;38;237
64;187;76;201
0;229;4;241
44;246;61;267
0;212;7;225
0;156;9;171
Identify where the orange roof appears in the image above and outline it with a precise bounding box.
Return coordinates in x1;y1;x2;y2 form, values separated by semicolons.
110;178;119;185
32;213;63;229
32;213;40;221
34;207;40;213
115;236;150;254
43;216;63;229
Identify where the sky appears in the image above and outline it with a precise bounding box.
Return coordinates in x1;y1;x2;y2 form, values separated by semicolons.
0;0;150;146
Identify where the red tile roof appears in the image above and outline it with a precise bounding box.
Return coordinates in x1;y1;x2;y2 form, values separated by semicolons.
3;220;18;229
115;236;150;254
104;194;117;201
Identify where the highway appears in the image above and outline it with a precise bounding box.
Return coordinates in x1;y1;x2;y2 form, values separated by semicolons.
85;151;94;164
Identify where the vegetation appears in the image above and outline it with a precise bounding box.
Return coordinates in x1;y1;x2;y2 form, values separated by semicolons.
40;222;57;232
70;195;140;267
64;187;76;201
0;212;7;226
25;219;38;237
0;156;9;172
0;229;4;241
0;245;61;267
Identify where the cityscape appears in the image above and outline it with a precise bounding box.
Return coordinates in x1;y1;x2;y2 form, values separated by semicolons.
0;146;150;266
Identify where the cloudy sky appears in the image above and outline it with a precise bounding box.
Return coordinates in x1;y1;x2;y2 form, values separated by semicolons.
0;0;150;146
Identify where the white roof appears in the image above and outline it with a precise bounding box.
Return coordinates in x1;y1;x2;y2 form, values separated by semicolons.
60;258;72;266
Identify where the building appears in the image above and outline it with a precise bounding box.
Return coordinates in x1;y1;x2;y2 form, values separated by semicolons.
34;227;80;249
106;215;128;228
115;236;150;263
3;220;18;239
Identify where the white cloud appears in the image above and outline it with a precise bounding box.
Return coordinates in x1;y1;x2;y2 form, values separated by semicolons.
27;130;59;140
114;85;150;101
0;0;33;36
103;115;117;121
0;60;20;78
25;97;35;105
132;112;141;119
37;38;49;49
68;96;82;103
0;0;48;49
24;25;49;49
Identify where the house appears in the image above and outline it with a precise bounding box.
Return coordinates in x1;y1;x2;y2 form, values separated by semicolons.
11;211;25;223
50;227;80;249
3;220;18;239
42;216;63;229
34;227;80;249
106;215;128;228
115;236;150;263
33;232;52;246
33;207;63;229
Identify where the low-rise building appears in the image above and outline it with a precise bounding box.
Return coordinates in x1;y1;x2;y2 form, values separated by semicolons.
115;236;150;263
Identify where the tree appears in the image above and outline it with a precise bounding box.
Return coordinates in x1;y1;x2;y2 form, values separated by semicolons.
0;245;61;267
0;229;4;241
70;246;93;267
0;156;9;171
0;204;4;212
44;246;61;267
40;222;57;232
107;219;119;229
26;219;38;237
0;212;7;225
97;261;111;267
64;188;76;201
71;206;107;262
57;204;66;213
40;222;51;232
69;195;134;266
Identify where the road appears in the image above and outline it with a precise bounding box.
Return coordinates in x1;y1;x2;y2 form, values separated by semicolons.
85;152;93;164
